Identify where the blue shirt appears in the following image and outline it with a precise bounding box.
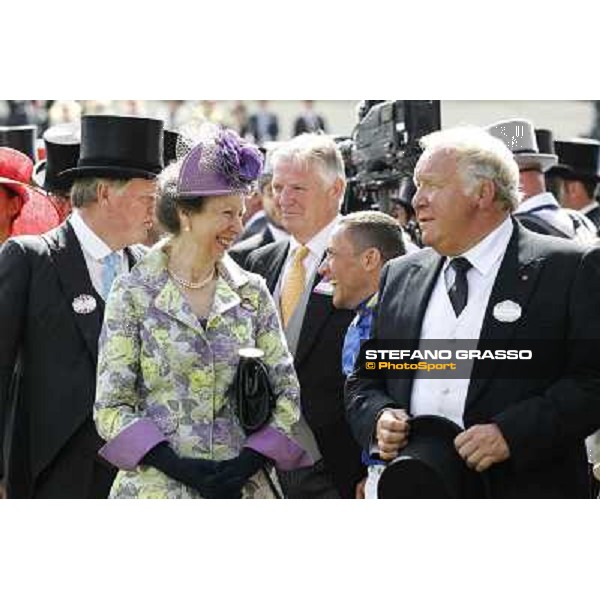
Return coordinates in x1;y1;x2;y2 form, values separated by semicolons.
342;295;377;376
341;294;383;466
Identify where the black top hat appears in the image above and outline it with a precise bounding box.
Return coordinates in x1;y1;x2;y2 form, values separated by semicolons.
548;139;600;183
33;123;80;194
163;129;180;167
60;115;164;181
377;415;486;499
0;125;37;161
535;129;556;155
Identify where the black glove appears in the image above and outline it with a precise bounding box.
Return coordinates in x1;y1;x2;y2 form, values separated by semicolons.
211;448;269;498
141;443;239;499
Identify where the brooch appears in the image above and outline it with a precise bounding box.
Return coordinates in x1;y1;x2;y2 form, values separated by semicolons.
72;294;97;314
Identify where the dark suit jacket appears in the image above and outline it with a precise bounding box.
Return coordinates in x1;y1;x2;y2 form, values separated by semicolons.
0;220;145;498
584;204;600;232
346;222;600;498
237;214;268;243
293;114;327;136
247;113;279;143
245;240;364;497
229;226;275;269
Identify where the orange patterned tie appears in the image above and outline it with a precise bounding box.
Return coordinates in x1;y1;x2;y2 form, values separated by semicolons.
280;245;310;326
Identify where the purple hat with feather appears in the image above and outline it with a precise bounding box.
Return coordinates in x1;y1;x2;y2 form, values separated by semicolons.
177;126;264;198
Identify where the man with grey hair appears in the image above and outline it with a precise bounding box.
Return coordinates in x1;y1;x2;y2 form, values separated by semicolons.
246;133;365;498
346;126;600;498
0;114;163;498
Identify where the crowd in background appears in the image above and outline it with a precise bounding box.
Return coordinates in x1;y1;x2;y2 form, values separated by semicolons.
2;101;600;500
0;100;329;143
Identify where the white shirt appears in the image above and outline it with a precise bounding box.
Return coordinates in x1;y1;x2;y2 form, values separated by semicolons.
69;210;128;298
515;192;574;236
267;223;289;244
274;215;341;304
410;217;514;427
581;200;600;216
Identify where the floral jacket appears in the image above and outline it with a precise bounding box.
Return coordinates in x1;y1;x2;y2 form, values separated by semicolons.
94;240;310;499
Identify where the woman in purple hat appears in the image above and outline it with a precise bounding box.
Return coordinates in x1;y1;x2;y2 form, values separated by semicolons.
93;126;311;499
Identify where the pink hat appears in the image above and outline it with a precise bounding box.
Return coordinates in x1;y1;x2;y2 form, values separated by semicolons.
0;146;61;236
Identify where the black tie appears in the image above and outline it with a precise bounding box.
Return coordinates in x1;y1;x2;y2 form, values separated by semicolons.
448;257;472;317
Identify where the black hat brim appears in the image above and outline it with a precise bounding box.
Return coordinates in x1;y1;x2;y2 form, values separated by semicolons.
59;165;159;181
34;160;78;194
546;163;600;183
377;415;483;499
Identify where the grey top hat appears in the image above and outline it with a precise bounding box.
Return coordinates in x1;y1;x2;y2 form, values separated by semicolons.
486;118;558;173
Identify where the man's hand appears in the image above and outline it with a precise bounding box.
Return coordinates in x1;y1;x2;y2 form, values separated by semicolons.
376;408;410;461
355;477;366;499
454;424;510;472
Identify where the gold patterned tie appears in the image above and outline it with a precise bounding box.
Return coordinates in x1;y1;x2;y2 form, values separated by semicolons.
280;245;310;326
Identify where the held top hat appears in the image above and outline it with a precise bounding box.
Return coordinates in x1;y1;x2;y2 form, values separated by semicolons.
0;125;37;161
177;125;263;198
33;122;81;194
486;118;558;173
377;414;486;499
60;115;164;181
549;138;600;183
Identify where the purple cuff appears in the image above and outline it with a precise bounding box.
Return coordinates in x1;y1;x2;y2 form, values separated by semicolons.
244;426;314;471
98;419;166;470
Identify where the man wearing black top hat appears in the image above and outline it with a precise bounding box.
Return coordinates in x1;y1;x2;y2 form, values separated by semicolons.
0;114;164;498
0;125;37;161
551;138;600;231
486;119;597;243
346;125;600;498
33;122;80;222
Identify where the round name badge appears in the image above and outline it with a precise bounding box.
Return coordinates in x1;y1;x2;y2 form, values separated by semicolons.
493;300;522;323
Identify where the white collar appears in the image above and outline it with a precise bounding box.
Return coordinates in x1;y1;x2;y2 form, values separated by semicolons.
515;192;559;214
288;215;341;259
444;216;513;278
69;210;119;261
580;200;600;214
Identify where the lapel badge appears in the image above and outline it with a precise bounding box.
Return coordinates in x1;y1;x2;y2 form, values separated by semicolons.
72;294;97;315
493;299;522;323
313;279;334;296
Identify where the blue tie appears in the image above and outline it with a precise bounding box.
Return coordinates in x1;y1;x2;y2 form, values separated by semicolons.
101;253;120;300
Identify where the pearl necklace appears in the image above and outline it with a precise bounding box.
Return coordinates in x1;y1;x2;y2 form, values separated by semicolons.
167;266;216;290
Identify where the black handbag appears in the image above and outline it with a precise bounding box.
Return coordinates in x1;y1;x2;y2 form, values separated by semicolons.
233;348;276;434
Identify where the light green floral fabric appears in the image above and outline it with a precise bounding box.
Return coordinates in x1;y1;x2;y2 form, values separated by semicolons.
94;240;300;499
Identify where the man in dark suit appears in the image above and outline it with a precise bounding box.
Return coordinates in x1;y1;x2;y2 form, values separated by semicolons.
245;133;364;498
230;170;288;268
551;138;600;231
293;101;327;136
246;101;279;144
0;114;164;498
346;125;600;498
